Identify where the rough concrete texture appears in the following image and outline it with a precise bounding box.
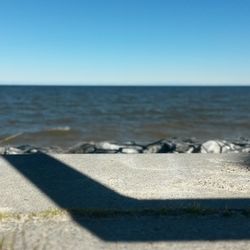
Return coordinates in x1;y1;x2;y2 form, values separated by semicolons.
0;154;250;249
1;215;250;250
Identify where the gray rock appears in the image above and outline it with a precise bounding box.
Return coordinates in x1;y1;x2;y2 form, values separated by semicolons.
68;143;96;153
121;145;144;151
144;140;176;153
233;141;249;147
1;145;64;155
186;147;195;153
120;148;140;154
221;142;236;153
95;141;122;151
4;146;24;154
1;138;249;155
175;143;201;153
175;143;190;153
201;140;237;153
144;144;161;153
242;147;250;153
42;146;65;154
192;144;202;153
201;140;222;153
95;141;144;152
16;145;39;154
161;140;176;152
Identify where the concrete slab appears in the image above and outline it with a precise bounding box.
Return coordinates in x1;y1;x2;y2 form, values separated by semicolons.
1;215;250;250
1;154;250;249
0;153;250;212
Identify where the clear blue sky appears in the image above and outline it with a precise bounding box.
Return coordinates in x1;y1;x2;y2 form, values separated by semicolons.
0;0;250;85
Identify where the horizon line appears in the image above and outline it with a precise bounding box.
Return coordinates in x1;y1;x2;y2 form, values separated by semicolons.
0;81;250;87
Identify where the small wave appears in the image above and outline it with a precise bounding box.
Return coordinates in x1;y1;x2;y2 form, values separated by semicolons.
45;126;71;132
0;132;24;144
31;126;73;137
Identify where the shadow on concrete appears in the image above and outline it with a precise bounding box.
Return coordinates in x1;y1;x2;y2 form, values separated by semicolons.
3;153;250;242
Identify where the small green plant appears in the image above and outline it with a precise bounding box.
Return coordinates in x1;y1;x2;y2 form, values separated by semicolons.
31;209;66;219
0;212;11;221
1;207;250;222
0;212;19;221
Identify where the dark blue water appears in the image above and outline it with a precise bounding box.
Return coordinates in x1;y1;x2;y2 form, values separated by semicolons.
0;86;249;147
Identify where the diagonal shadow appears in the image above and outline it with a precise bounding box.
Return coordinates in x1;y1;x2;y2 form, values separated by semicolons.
2;153;250;242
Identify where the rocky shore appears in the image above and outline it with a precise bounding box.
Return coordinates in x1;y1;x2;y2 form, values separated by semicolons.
1;138;250;154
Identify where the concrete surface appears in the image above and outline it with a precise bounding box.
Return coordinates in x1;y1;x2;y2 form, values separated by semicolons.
0;154;250;249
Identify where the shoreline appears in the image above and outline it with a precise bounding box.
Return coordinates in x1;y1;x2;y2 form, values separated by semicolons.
1;138;250;154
